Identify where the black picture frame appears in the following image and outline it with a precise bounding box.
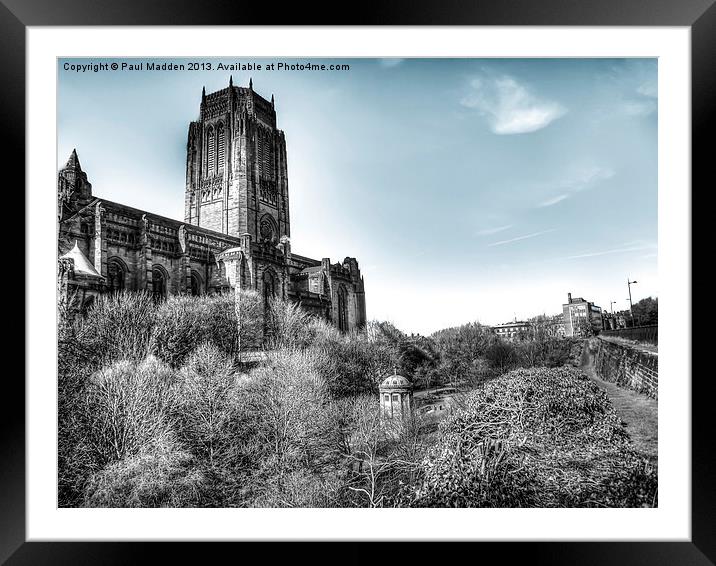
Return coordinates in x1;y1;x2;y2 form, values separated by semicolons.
6;1;708;563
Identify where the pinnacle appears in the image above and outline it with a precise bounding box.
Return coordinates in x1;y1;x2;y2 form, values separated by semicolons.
63;148;81;171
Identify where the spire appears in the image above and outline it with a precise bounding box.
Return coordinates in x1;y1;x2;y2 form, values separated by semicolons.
63;148;82;171
271;93;275;107
201;86;206;102
249;77;253;90
229;75;233;87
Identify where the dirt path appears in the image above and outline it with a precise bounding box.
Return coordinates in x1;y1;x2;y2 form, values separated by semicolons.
580;346;658;459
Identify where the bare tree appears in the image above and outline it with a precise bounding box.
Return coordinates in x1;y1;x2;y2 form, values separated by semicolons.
341;396;424;507
234;289;262;362
175;344;239;467
265;296;312;350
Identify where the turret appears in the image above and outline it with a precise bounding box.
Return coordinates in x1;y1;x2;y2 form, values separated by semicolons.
58;149;93;221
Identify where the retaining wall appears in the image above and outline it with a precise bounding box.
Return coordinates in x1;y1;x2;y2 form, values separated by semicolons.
590;336;658;399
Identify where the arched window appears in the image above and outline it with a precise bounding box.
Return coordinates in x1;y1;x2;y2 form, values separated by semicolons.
152;266;168;301
337;286;348;332
190;271;202;296
258;130;265;177
107;257;127;292
216;123;225;173
206;126;215;175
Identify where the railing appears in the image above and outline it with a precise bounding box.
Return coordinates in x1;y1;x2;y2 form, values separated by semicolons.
600;325;658;345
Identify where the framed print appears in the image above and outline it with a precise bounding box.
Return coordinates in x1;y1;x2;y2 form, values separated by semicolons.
7;0;709;563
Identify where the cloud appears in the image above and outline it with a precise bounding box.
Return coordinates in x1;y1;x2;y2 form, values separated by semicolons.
488;228;556;247
379;58;404;68
537;194;569;207
636;80;658;98
621;99;657;116
565;165;615;190
461;75;566;134
563;242;656;260
476;224;513;236
621;75;658;116
536;165;615;207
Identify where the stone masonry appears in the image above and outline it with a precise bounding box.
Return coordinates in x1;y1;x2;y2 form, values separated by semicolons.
590;336;658;399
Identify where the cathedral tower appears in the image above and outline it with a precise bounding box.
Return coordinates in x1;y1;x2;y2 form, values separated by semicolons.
184;77;290;243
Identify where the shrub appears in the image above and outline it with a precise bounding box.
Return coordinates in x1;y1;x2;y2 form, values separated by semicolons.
235;349;345;506
81;356;178;469
265;296;314;350
244;349;331;468
83;434;205;508
309;330;399;397
174;344;243;467
152;291;262;367
338;395;428;508
411;366;653;507
250;468;345;508
73;291;157;367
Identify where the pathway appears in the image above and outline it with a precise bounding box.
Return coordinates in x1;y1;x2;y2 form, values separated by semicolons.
580;346;658;459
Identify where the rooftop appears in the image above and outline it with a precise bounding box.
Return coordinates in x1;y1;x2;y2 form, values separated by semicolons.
60;241;103;279
379;369;412;390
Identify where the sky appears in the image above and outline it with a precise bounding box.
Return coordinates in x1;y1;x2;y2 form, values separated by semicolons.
58;57;658;335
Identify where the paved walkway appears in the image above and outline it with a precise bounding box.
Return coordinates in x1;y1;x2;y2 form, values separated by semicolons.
581;347;658;459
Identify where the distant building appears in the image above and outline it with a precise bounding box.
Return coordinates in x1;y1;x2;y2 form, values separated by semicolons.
492;320;532;341
563;293;603;337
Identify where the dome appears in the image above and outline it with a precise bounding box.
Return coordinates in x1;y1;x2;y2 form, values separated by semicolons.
379;372;412;390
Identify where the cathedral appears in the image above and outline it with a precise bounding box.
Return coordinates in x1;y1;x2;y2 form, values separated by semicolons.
57;77;367;332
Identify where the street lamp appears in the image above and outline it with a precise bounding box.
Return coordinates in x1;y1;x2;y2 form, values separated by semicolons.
610;301;616;314
627;279;638;326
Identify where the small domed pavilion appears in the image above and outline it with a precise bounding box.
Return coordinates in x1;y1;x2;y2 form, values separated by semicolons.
379;368;414;419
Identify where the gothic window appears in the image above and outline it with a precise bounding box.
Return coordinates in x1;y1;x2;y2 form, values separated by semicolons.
152;266;167;301
258;131;265;177
107;258;126;292
216;123;225;173
337;286;348;332
206;126;216;175
258;130;274;180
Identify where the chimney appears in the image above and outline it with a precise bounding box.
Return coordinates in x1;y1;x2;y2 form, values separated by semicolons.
568;292;572;303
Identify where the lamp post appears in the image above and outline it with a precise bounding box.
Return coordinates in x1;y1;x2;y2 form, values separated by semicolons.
627;279;638;326
610;301;616;314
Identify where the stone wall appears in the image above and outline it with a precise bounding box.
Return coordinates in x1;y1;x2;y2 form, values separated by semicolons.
590;336;658;399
